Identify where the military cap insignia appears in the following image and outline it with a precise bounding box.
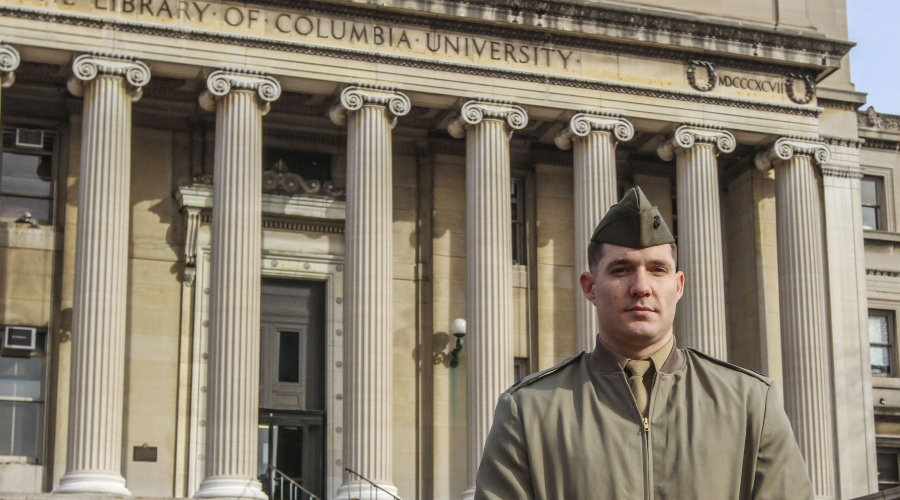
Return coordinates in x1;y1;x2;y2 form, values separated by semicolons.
654;215;661;229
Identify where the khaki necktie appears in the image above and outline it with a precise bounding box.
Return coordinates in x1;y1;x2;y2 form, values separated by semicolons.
625;359;653;416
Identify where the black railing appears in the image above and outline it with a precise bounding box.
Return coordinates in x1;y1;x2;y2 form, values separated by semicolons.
344;468;402;500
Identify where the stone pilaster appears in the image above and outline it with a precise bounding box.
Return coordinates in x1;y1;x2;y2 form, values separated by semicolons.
756;136;837;500
329;85;410;500
194;69;281;500
657;124;734;361
449;100;528;500
555;112;634;354
0;43;20;118
56;53;150;496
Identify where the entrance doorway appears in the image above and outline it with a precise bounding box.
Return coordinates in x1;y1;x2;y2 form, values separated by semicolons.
257;278;327;499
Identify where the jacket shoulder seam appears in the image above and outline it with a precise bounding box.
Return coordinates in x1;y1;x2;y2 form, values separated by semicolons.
686;348;772;385
505;353;584;394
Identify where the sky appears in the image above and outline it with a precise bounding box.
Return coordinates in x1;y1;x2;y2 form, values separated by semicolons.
847;0;900;114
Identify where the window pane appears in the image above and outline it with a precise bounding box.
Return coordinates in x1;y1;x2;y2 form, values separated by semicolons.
0;401;40;457
872;346;891;374
879;452;900;482
0;195;51;222
257;425;270;477
1;153;52;196
871;314;891;344
278;331;300;383
0;356;43;398
862;178;879;206
863;206;879;230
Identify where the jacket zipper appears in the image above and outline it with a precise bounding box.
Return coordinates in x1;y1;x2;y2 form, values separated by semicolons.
642;416;650;500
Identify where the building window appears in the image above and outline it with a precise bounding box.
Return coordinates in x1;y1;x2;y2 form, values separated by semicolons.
513;357;529;383
512;178;526;265
870;309;896;376
1;129;56;224
862;176;886;231
0;330;47;460
879;450;900;491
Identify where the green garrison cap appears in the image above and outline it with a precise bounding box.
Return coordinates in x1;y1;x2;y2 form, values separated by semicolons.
591;186;675;248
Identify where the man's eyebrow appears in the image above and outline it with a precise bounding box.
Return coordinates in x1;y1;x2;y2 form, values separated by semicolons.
648;259;673;267
604;258;634;269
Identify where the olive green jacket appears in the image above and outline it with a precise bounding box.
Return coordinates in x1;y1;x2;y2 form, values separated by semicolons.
474;342;813;500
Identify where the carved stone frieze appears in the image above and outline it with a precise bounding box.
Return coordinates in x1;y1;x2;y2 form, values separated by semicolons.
858;106;900;131
554;111;634;150
657;123;736;161
190;160;344;199
687;60;717;92
0;42;20;89
198;68;281;115
66;53;150;102
786;73;815;105
328;84;410;127
447;100;528;139
755;136;831;171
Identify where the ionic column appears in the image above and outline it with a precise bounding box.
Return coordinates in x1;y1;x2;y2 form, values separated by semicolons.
756;137;837;500
657;124;735;360
0;43;20;120
57;53;150;495
448;100;528;500
555;112;634;354
329;85;410;500
194;69;281;499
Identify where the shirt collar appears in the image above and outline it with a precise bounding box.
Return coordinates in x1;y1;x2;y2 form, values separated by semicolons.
597;334;675;372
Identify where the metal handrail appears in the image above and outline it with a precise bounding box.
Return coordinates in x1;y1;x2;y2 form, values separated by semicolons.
266;464;322;500
345;468;402;500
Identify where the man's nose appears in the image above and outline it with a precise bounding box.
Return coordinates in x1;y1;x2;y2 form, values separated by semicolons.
630;269;652;296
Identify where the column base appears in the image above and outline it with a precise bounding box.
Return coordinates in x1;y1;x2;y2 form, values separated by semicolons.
194;477;267;500
334;482;400;500
55;472;131;496
461;488;476;500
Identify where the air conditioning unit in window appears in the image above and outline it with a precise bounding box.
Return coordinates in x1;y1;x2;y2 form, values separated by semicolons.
2;326;36;354
15;128;44;149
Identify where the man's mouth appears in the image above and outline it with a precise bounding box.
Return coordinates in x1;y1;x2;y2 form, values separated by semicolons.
627;306;654;313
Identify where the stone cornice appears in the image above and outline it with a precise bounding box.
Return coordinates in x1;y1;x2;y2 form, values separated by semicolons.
0;42;19;89
657;123;736;161
755;136;831;170
820;136;864;149
447;100;528;138
867;268;900;278
554;112;634;150
820;165;863;179
861;138;900;151
198;69;282;115
66;53;151;101
328;84;411;127
0;5;824;118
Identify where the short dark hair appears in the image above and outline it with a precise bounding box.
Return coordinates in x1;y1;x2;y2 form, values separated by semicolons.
587;242;678;274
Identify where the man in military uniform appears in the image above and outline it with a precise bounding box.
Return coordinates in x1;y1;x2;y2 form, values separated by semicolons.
475;187;813;499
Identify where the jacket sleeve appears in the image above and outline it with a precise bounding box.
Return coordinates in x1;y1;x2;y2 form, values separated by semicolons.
474;392;535;500
751;383;815;500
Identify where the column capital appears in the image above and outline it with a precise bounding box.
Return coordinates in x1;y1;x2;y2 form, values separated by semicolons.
657;123;736;161
554;111;634;150
328;84;411;127
755;136;831;171
67;53;151;102
198;68;281;115
447;99;528;139
0;42;20;89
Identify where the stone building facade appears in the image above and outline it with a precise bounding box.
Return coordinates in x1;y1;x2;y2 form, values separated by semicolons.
0;0;896;498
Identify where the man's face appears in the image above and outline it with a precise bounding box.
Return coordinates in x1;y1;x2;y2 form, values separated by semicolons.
580;243;684;351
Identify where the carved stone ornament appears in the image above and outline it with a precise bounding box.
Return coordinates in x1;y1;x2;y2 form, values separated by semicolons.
198;68;282;115
328;84;411;128
755;136;831;171
858;106;900;131
687;60;717;92
657;123;736;161
447;99;529;139
554;111;634;150
786;73;815;105
262;159;345;198
0;43;20;89
66;53;151;102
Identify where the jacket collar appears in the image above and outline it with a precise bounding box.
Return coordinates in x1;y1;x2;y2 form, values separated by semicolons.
588;334;685;374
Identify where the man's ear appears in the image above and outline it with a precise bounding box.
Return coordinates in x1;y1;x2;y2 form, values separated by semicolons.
674;270;685;302
580;271;596;302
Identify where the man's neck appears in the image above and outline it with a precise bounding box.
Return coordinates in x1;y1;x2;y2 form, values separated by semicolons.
599;331;674;360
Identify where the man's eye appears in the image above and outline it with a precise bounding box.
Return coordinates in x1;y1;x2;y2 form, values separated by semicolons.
652;268;668;274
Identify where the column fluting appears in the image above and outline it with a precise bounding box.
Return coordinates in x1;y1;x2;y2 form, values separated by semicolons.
556;112;634;354
330;85;409;500
449;100;528;500
657;124;735;360
194;69;281;500
56;53;150;495
756;137;837;499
